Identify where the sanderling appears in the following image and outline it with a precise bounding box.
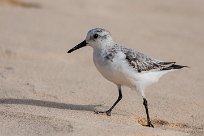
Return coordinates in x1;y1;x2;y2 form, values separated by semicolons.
67;28;187;127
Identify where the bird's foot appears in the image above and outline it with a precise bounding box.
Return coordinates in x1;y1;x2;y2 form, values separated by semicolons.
94;110;112;116
141;121;154;128
145;121;154;128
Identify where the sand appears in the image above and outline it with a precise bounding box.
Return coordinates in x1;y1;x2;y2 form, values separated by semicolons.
0;0;204;135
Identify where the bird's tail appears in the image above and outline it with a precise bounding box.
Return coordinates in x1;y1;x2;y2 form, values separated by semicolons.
170;64;189;69
160;62;189;70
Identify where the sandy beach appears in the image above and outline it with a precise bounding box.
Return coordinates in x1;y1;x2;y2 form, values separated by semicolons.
0;0;204;135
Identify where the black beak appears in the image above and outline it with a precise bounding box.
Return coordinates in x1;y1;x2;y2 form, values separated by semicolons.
67;40;87;53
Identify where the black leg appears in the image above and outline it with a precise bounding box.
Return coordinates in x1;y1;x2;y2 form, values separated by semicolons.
95;85;122;116
143;98;154;128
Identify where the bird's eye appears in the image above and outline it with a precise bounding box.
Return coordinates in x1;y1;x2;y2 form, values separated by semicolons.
93;34;98;39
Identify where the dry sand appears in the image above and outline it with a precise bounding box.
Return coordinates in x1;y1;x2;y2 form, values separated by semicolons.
0;0;204;135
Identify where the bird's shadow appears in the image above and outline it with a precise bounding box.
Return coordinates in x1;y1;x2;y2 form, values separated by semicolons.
0;98;100;112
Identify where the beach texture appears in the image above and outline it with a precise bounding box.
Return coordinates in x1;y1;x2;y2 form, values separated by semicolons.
0;0;204;135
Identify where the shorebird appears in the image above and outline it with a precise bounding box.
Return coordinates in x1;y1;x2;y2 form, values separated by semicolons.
67;28;187;127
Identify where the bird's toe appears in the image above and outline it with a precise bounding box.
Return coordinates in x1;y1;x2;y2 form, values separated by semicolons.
106;110;111;116
94;110;112;116
147;122;154;128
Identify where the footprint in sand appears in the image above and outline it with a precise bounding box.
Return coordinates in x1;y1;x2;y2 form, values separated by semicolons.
137;117;203;134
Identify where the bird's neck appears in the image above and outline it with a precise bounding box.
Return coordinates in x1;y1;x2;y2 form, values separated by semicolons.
94;41;114;51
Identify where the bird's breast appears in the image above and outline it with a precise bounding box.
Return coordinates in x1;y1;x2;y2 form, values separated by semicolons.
93;50;133;86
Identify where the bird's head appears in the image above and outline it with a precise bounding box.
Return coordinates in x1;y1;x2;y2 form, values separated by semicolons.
68;28;113;53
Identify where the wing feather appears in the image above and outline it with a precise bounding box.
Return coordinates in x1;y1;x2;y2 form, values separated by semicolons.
126;51;178;72
107;44;177;72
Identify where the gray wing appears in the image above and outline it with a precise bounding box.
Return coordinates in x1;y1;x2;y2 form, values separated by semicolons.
109;44;176;72
125;50;176;72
